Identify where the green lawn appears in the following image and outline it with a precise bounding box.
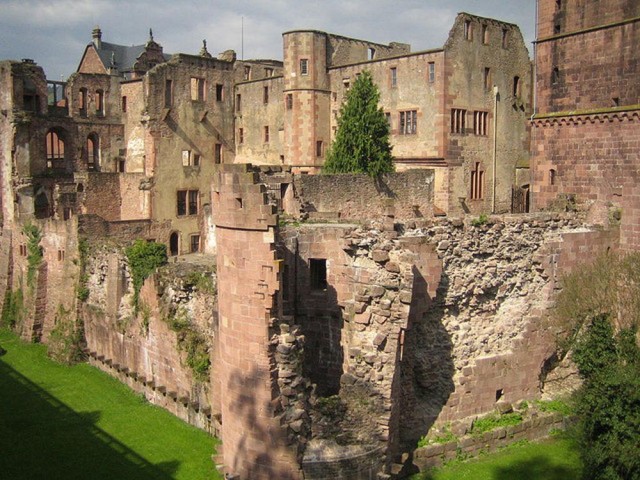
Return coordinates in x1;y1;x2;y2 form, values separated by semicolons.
0;329;220;480
411;437;582;480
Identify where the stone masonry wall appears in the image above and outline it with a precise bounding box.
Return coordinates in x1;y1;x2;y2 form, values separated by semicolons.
398;214;617;449
81;246;217;432
290;170;435;221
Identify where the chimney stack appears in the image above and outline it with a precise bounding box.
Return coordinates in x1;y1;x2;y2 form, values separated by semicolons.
92;26;102;49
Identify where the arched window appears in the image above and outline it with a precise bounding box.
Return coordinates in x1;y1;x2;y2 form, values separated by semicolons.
45;128;66;171
87;133;100;171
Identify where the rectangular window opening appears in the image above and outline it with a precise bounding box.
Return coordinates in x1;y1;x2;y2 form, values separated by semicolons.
390;67;397;88
300;59;309;76
428;62;435;83
190;235;201;253
399;110;417;135
286;93;293;110
164;79;173;107
451;109;467;134
215;143;222;164
264;126;270;143
263;85;269;104
310;258;327;291
216;83;223;102
191;77;206;101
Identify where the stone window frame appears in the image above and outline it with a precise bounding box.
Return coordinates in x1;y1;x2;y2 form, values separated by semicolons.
450;108;467;134
470;162;485;200
189;234;201;253
501;29;509;49
95;89;105;117
216;83;224;102
238;128;244;144
428;62;436;83
483;67;492;91
264;125;270;143
87;133;100;171
244;65;252;81
399;110;417;135
265;67;274;77
464;20;473;41
300;59;309;76
390;66;398;88
316;140;324;158
190;77;206;102
263;85;269;104
286;93;293;110
79;87;88;117
215;143;223;164
482;24;489;45
473;111;488;136
236;93;241;112
176;189;199;216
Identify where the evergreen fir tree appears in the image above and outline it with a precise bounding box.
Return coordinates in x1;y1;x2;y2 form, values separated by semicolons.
324;71;394;177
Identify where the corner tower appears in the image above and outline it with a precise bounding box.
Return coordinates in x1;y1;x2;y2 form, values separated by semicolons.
282;31;331;172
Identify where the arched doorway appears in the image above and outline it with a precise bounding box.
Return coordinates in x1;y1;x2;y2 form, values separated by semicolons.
169;232;179;256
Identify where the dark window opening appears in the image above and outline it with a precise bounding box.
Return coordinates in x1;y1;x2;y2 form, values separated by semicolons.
286;93;293;110
482;24;489;44
264;125;270;143
473;111;488;136
46;129;66;170
310;259;327;291
96;89;104;116
216;83;223;102
316;140;323;157
215;143;222;164
164;79;173;107
190;235;200;253
368;47;375;60
117;159;126;172
390;67;397;88
169;232;179;256
399;110;417;134
552;67;560;84
79;88;88;116
188;190;199;215
484;67;492;91
502;29;509;48
513;76;521;97
238;128;244;144
300;59;309;76
244;65;251;80
550;169;556;186
496;389;504;401
235;197;243;209
121;96;127;112
87;133;99;171
236;93;241;112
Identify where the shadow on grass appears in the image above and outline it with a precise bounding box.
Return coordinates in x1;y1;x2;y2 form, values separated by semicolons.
0;359;178;480
494;455;579;480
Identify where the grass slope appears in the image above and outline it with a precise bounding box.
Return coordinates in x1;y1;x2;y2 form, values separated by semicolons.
412;437;582;480
0;329;220;480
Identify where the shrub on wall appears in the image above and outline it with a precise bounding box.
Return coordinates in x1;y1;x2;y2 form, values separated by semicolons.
48;304;84;365
1;289;24;329
23;223;43;288
125;240;167;314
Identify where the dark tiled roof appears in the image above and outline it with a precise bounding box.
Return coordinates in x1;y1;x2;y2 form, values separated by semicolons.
96;41;146;71
95;41;172;72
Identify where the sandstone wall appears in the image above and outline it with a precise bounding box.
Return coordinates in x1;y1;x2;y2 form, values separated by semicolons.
290;170;435;221
81;246;217;432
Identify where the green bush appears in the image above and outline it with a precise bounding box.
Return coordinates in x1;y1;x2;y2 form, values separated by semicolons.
125;240;167;313
471;412;523;436
536;399;573;416
572;314;640;480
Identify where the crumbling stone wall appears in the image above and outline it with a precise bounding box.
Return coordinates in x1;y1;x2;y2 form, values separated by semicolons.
81;244;217;431
398;214;617;448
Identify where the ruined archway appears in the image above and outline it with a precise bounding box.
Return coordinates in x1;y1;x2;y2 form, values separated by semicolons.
169;232;179;256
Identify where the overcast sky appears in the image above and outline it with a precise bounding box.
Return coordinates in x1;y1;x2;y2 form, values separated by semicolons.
0;0;536;81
